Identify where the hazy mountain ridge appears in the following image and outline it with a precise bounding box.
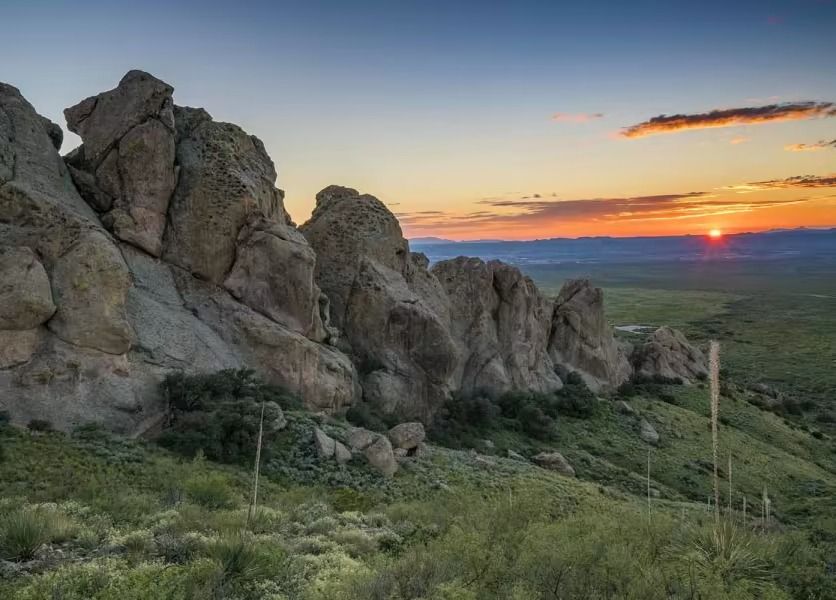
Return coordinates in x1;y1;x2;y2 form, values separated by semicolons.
412;228;836;265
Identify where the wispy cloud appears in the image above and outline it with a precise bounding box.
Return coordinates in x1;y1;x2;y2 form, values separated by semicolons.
730;135;750;145
726;174;836;192
552;112;604;123
621;102;836;139
398;189;829;235
785;139;836;152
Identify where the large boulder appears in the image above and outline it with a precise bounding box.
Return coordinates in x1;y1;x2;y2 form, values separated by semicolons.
65;71;176;257
163;105;285;284
301;186;458;422
388;422;426;450
548;279;631;390
632;326;708;383
0;247;56;330
432;257;562;396
223;215;327;341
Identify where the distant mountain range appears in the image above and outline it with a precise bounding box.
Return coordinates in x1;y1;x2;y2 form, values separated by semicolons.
410;228;836;265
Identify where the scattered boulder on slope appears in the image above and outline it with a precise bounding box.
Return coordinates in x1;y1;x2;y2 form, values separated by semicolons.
532;451;576;477
548;279;631;391
432;257;563;396
313;427;336;459
632;326;708;383
388;422;426;450
639;418;660;445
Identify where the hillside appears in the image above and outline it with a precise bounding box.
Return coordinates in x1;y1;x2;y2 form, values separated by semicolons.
2;369;834;598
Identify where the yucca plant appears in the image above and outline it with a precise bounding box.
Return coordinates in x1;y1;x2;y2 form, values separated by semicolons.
689;518;773;591
207;532;275;587
0;508;53;561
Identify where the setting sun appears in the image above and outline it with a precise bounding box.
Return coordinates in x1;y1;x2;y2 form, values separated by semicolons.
708;228;723;239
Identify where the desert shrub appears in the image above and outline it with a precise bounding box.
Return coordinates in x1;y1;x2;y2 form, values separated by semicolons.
27;419;53;432
183;473;238;510
203;533;288;593
345;402;392;432
518;404;556;440
0;506;74;561
617;381;637;397
159;368;295;463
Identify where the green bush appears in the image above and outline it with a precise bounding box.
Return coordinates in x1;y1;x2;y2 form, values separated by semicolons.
0;507;56;561
183;473;238;509
158;368;295;463
27;419;53;432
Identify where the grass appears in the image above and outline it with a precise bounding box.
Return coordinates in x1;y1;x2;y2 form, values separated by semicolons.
1;258;834;597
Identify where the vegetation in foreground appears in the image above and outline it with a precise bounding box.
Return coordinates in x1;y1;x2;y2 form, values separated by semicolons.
2;367;835;599
2;263;835;599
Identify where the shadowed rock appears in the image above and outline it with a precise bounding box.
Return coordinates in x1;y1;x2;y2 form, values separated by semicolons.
65;71;176;256
548;279;631;391
632;326;708;383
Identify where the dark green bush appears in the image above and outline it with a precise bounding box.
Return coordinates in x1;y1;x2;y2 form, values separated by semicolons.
346;402;394;432
158;369;296;464
0;410;10;425
27;419;53;432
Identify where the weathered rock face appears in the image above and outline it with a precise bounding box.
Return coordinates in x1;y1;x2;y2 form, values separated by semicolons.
0;70;657;434
0;72;359;432
632;326;708;383
224;215;327;340
163;105;285;284
301;186;458;422
548;279;631;391
432;257;562;396
0;247;56;330
65;71;176;257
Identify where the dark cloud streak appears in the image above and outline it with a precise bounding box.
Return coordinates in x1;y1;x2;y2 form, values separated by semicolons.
621;102;836;138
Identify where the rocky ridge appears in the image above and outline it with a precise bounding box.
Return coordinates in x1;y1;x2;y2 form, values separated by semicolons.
0;71;707;433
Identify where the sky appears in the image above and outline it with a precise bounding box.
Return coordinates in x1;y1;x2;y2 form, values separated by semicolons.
2;0;835;240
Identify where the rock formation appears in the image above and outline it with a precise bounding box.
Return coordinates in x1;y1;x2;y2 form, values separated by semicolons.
0;70;706;436
300;186;458;422
548;279;631;391
65;71;176;257
432;257;562;396
1;72;357;433
632;326;708;383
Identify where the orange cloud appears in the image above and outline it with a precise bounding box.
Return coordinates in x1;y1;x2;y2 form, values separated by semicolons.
727;174;836;191
730;135;749;145
785;139;836;152
621;102;836;138
551;112;604;123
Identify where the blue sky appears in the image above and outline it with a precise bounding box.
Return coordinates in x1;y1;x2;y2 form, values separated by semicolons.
2;0;835;238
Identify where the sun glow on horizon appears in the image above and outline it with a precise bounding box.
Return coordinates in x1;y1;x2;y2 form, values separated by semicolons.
708;228;723;239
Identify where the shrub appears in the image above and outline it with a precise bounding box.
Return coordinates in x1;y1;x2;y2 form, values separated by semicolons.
205;533;282;588
183;473;237;509
345;402;390;432
159;368;296;463
518;404;556;440
0;410;10;425
27;419;53;432
0;508;54;561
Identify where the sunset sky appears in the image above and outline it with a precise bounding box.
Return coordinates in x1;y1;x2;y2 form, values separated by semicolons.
2;0;835;240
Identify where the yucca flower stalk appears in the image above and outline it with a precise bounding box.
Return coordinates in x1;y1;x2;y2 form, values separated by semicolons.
246;400;266;530
710;341;721;524
728;453;733;513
